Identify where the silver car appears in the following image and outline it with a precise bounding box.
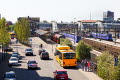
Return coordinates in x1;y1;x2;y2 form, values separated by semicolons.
9;57;18;66
25;48;33;56
3;71;16;80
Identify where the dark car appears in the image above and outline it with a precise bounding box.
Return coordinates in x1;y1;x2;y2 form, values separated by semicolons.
40;52;49;60
53;70;68;80
2;71;16;80
11;54;19;60
25;48;33;56
27;60;38;69
38;49;46;55
4;47;13;52
12;52;20;57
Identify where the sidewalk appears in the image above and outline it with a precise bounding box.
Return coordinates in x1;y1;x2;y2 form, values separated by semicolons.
0;52;12;80
76;63;103;80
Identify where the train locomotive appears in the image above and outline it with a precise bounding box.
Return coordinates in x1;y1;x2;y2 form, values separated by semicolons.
51;33;65;43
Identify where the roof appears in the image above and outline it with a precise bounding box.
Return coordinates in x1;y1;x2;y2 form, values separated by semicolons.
79;20;98;23
59;49;75;53
56;69;67;72
56;46;70;50
6;71;15;74
35;29;48;35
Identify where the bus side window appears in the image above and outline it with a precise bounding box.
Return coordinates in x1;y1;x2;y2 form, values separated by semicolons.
54;50;59;55
59;53;62;60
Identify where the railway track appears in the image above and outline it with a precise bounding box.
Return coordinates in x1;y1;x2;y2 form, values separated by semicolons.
83;38;120;56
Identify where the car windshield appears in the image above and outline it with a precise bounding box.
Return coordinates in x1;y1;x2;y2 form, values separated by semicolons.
64;53;75;59
26;49;32;51
5;74;15;78
28;61;36;64
57;71;67;74
42;52;48;55
10;58;17;61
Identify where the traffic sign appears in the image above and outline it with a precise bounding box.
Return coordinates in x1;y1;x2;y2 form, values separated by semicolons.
30;39;32;41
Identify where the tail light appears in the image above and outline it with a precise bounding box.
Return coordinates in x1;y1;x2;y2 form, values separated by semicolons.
63;62;65;64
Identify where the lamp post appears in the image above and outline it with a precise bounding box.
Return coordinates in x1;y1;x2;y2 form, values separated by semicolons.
74;27;76;44
73;18;76;44
113;21;117;44
115;25;117;44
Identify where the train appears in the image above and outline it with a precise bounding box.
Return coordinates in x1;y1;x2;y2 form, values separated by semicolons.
51;33;66;43
61;33;82;43
90;32;113;41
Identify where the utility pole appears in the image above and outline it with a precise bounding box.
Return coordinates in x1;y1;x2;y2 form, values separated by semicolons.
115;26;117;44
74;27;76;44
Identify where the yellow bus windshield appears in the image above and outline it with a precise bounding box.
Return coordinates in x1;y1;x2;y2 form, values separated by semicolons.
63;53;75;59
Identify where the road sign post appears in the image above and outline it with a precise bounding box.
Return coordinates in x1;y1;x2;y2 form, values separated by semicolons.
30;39;32;48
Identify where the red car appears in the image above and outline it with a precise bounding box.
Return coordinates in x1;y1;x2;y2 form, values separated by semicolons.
53;70;68;80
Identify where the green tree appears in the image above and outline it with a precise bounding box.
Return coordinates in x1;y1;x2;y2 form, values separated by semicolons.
60;38;65;45
14;18;30;44
61;38;73;49
97;52;116;80
76;40;92;60
9;25;14;31
0;18;10;46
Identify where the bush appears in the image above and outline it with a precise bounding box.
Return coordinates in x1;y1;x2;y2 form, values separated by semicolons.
97;52;118;80
76;40;92;60
60;38;65;45
61;39;73;49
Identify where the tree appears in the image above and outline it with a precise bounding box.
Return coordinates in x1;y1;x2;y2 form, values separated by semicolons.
9;25;14;31
76;40;92;60
0;18;10;46
61;38;73;49
14;18;30;44
97;52;116;80
60;38;65;45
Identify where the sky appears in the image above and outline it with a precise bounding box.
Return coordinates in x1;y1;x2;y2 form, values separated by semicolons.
0;0;120;23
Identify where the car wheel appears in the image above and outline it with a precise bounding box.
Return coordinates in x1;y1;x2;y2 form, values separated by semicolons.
54;77;56;80
41;57;43;60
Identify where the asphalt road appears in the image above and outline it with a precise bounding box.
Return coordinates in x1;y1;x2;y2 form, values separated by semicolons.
9;37;89;80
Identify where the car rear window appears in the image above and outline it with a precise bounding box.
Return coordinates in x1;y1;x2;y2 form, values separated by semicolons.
5;74;15;78
26;49;32;51
42;52;49;55
10;58;17;61
57;71;67;74
28;61;36;64
12;54;18;57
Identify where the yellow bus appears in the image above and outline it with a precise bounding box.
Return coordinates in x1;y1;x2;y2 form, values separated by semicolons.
54;46;77;67
9;32;16;39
